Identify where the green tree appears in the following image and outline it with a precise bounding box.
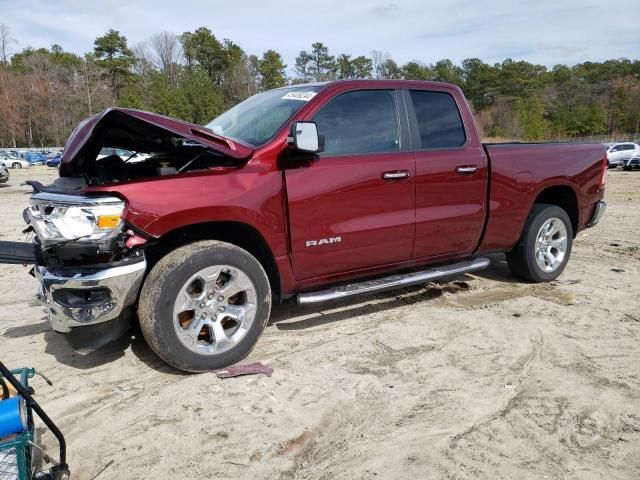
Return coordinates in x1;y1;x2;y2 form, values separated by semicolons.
180;28;227;83
433;59;463;85
295;42;335;82
461;58;495;110
258;50;286;89
350;56;373;78
336;54;354;79
496;58;547;98
179;67;224;124
309;42;335;81
294;50;312;82
93;29;135;101
335;54;373;79
516;95;549;140
379;58;402;79
402;61;433;80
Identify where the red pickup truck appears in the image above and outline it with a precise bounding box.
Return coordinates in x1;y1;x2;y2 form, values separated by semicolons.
1;80;607;372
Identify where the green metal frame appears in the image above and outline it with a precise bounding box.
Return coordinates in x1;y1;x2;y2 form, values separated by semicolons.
0;368;35;480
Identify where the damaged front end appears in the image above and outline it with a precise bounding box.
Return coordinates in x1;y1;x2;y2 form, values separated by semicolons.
1;107;253;344
27;191;147;333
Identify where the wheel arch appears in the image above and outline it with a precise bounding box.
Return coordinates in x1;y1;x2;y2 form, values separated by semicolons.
145;221;281;300
533;185;579;237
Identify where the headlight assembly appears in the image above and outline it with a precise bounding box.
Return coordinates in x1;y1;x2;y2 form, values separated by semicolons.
28;192;125;249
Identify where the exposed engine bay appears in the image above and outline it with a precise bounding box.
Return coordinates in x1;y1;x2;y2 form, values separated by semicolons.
59;108;249;185
84;144;237;185
13;108;254;270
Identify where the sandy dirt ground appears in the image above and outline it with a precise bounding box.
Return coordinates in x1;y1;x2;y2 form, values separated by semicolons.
1;166;639;480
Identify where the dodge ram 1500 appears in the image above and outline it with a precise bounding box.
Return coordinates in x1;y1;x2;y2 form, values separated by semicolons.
0;80;607;372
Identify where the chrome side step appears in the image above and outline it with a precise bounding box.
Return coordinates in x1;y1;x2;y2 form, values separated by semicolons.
297;257;490;304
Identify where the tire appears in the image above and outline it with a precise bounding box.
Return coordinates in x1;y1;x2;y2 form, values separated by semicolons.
623;166;631;171
506;204;573;283
12;162;21;169
138;240;272;372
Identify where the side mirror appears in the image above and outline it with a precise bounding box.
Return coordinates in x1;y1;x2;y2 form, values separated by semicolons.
289;121;321;153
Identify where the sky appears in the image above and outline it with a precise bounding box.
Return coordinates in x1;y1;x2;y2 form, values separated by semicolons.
1;0;639;72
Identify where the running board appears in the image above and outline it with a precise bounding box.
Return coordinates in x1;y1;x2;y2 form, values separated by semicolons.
297;257;490;304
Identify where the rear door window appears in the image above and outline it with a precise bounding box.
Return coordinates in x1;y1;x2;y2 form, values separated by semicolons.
313;90;399;156
409;90;466;149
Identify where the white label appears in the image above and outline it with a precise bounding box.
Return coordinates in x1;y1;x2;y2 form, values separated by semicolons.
282;91;317;101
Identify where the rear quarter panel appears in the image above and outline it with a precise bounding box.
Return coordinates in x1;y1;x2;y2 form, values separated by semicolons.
478;142;605;253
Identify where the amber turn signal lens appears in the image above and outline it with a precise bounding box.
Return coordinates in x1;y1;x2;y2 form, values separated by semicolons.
97;215;121;229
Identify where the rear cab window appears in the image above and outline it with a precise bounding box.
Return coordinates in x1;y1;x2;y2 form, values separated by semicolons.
408;90;466;149
313;90;400;156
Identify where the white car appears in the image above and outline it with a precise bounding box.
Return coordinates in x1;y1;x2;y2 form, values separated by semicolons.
605;142;640;168
0;154;30;169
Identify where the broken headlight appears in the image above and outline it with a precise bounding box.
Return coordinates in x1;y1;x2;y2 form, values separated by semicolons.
27;192;125;249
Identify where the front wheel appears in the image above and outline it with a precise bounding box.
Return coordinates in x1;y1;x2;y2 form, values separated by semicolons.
139;240;272;372
507;204;573;282
12;162;21;169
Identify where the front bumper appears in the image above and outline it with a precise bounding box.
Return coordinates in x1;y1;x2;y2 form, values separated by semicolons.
35;257;147;333
623;158;640;168
588;201;607;228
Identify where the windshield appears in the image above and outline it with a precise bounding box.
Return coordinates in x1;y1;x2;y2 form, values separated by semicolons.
205;86;324;146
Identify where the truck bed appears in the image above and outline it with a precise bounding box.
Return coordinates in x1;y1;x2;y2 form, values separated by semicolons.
479;142;606;253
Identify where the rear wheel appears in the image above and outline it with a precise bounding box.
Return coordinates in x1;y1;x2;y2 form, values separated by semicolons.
12;162;21;169
139;240;272;372
507;204;573;282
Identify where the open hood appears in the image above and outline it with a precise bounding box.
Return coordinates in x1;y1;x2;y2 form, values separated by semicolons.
60;108;254;176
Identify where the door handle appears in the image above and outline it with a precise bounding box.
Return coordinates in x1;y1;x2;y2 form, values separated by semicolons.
456;165;478;175
382;170;410;180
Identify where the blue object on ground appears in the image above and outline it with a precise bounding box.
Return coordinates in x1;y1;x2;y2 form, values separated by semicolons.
0;396;26;438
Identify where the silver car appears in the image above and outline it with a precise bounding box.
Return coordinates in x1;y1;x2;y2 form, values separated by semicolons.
622;153;640;171
0;153;30;169
605;142;640;168
0;162;9;183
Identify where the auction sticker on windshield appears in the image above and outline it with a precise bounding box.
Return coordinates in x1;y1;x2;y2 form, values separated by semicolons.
281;91;317;101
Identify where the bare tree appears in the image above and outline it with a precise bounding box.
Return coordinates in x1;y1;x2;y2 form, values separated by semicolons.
0;23;17;64
132;42;155;77
149;31;183;86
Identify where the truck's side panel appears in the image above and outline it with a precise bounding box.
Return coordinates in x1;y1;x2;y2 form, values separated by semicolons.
285;88;415;280
285;152;415;280
404;86;489;261
478;142;606;253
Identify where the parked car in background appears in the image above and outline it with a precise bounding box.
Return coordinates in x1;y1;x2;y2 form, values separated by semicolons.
0;162;9;183
24;151;47;165
622;153;640;171
605;142;640;168
0;153;30;169
46;153;63;168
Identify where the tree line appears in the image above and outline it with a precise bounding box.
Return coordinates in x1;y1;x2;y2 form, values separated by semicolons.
0;23;638;148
